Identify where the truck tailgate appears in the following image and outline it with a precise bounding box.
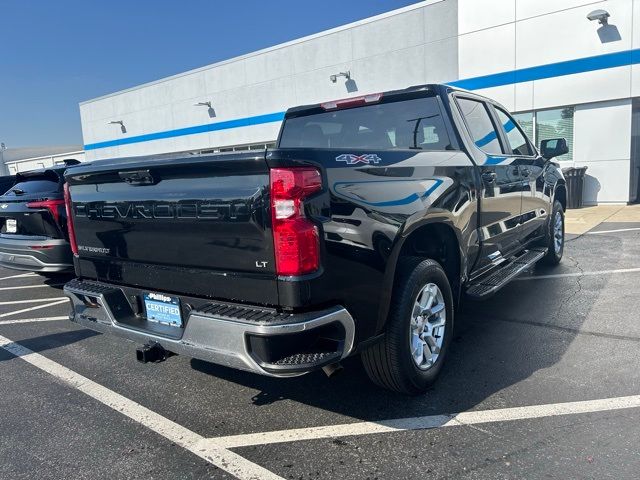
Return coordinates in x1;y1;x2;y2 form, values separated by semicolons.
65;153;278;305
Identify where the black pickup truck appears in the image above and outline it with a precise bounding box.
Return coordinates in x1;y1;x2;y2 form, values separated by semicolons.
63;84;568;394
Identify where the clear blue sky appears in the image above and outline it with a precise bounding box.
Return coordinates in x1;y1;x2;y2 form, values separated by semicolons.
0;0;417;147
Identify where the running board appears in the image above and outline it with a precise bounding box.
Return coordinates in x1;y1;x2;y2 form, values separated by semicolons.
466;248;547;299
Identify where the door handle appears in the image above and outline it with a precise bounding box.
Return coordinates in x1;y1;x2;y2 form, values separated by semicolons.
481;172;497;184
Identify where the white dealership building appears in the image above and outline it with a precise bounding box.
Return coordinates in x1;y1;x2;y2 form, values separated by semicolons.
1;146;85;175
80;0;640;204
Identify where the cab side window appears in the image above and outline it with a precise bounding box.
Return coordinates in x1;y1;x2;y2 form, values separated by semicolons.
495;108;534;156
457;98;504;155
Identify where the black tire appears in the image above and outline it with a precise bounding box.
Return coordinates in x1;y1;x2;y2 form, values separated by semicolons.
361;257;454;395
541;200;564;266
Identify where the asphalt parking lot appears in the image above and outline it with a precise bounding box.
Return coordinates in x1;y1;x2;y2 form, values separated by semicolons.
1;219;640;479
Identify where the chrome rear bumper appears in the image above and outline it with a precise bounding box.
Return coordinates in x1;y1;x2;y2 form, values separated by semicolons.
64;279;355;377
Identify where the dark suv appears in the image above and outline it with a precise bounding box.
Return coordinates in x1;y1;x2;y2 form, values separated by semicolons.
0;175;17;195
0;162;79;273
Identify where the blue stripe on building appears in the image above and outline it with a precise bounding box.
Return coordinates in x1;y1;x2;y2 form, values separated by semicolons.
84;48;640;151
449;48;640;90
84;111;286;151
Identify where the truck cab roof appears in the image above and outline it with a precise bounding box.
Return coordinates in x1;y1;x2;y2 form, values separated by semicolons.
284;83;487;119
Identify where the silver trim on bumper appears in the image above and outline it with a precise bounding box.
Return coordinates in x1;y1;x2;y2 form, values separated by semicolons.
0;251;72;272
63;281;355;378
0;237;72;272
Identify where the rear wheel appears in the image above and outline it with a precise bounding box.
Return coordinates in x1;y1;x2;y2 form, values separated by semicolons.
541;200;564;265
362;257;454;395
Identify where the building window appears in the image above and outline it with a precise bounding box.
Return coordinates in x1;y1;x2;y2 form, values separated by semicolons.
536;107;574;162
195;142;276;155
513;107;574;161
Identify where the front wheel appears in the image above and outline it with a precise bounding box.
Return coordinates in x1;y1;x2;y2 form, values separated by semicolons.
361;257;454;395
541;200;564;265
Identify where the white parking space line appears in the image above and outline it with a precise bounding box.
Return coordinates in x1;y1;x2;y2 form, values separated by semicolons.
0;334;285;480
0;297;67;306
0;284;64;291
0;299;69;319
0;273;37;281
207;395;640;449
517;267;640;281
587;227;640;235
0;316;68;325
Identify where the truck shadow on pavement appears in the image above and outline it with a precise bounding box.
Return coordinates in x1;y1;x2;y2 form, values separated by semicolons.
191;234;629;421
0;330;100;362
190;271;581;417
40;273;75;290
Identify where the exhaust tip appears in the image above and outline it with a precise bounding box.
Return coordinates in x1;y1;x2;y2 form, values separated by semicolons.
322;362;343;378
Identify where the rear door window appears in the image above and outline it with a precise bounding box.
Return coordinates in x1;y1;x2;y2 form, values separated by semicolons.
279;96;452;151
456;97;504;155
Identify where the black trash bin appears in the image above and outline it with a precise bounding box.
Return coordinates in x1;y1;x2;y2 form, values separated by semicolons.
561;166;587;209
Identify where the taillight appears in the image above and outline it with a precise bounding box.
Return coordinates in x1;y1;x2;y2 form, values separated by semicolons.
26;199;65;224
270;168;322;276
63;183;78;256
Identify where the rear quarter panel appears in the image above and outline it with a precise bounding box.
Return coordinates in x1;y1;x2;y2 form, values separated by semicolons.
268;148;479;342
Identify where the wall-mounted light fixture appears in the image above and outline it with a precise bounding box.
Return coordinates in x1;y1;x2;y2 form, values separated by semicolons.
587;8;620;43
330;71;351;83
587;9;610;25
108;120;126;134
194;101;216;118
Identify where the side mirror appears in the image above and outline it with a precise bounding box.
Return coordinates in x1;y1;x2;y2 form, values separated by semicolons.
540;138;568;160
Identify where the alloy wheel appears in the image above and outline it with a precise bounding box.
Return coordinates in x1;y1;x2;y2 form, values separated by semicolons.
554;211;564;254
409;283;446;370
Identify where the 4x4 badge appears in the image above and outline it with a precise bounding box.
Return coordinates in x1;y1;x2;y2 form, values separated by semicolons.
336;154;381;165
0;204;7;209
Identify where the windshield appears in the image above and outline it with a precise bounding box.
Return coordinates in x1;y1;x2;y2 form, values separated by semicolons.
279;96;452;151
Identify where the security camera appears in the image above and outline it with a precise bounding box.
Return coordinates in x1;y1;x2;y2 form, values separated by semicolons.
330;74;337;83
587;9;610;25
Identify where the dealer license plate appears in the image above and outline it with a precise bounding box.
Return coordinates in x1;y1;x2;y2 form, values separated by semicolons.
143;292;182;327
6;219;16;233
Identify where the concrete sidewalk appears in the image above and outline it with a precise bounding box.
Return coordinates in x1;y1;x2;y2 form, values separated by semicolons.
565;204;640;235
